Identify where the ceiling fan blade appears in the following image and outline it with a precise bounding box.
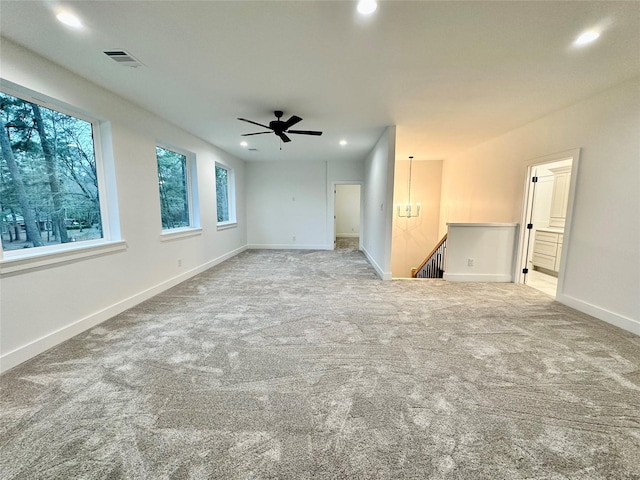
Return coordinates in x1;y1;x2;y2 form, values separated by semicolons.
282;115;302;130
277;132;292;143
288;130;323;136
238;118;271;129
241;131;272;136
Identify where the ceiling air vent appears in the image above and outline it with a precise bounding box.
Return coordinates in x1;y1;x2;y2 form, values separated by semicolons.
103;50;143;68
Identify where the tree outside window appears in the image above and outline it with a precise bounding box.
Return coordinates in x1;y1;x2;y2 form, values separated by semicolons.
0;91;103;251
156;146;191;230
216;164;235;225
216;165;229;223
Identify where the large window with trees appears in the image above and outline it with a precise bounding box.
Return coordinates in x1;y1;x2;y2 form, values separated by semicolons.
0;89;105;253
215;163;235;226
156;145;197;231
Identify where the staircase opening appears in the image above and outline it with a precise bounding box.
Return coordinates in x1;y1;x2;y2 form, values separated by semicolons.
412;234;447;278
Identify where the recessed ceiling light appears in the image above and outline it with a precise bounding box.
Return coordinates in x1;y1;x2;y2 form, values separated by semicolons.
56;12;83;29
240;141;248;147
339;140;347;146
357;0;377;15
574;30;600;47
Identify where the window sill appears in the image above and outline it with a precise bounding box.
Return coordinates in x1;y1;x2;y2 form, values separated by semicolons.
217;222;237;231
159;227;203;242
0;240;127;276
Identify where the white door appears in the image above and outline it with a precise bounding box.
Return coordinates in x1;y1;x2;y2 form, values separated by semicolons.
519;158;574;298
334;184;361;250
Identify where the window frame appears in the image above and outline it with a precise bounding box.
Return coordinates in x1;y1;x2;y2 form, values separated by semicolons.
0;80;124;273
156;142;200;238
215;162;236;229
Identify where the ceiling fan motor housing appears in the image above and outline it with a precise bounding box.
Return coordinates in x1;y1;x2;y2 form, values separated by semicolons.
270;120;285;132
270;111;285;132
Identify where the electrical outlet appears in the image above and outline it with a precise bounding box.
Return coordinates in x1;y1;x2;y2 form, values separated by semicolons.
177;259;182;267
467;258;474;267
292;236;296;241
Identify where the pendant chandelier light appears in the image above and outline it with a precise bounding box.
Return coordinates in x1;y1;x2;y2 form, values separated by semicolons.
397;156;421;218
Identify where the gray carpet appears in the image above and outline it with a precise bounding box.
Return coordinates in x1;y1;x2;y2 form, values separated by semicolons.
1;249;639;479
336;237;359;250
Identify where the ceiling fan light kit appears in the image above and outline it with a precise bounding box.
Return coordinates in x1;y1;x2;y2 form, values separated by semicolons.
238;111;322;147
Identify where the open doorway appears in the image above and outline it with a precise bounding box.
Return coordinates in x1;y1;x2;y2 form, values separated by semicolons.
518;150;579;298
334;184;361;250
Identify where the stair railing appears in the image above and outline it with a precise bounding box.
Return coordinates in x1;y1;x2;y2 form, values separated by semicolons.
411;234;447;278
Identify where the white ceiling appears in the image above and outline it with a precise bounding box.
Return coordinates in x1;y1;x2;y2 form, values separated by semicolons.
1;1;638;163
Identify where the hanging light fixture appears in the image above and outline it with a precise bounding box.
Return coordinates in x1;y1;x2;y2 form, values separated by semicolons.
397;156;421;218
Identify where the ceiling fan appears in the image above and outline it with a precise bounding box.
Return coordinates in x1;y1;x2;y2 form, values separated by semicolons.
238;110;323;143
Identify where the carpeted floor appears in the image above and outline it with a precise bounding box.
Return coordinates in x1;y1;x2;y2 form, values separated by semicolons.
336;237;359;250
1;249;639;479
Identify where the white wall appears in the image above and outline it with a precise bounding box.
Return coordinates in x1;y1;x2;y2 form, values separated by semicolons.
362;127;396;280
0;40;248;371
246;160;364;250
328;159;363;183
246;161;328;249
335;185;361;237
391;159;442;278
439;78;640;334
444;223;519;282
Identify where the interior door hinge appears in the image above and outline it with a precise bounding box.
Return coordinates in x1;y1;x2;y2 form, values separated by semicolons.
532;176;538;183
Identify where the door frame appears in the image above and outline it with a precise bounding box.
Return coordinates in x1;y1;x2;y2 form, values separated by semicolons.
330;182;363;250
516;148;581;297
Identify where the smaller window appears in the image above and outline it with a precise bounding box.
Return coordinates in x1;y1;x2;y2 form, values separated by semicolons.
156;145;197;231
215;163;235;225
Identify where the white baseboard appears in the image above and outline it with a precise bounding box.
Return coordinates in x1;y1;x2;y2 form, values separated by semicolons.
247;244;332;250
361;246;392;280
443;273;513;282
556;293;640;336
336;233;360;238
0;245;247;373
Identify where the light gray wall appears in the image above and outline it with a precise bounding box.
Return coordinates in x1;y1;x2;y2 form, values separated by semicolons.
0;40;248;371
246;161;328;249
246;160;365;249
362;127;396;279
